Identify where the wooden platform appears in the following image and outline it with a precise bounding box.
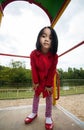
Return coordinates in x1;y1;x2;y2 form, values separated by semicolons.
0;104;84;130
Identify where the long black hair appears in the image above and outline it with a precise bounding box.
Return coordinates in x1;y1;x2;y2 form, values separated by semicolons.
36;26;58;54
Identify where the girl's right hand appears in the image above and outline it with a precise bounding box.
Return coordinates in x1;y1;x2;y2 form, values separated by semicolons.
33;83;39;90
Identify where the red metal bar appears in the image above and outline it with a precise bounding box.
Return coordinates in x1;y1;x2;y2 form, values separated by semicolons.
0;3;3;13
0;41;83;58
58;41;84;57
0;53;30;58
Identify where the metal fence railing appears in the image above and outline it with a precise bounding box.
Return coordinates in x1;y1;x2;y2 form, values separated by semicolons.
0;86;84;100
0;88;33;99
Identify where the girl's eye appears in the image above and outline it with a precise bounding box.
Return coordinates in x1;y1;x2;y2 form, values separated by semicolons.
42;34;46;38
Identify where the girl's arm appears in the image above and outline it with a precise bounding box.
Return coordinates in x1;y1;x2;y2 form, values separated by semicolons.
45;54;58;87
30;51;39;84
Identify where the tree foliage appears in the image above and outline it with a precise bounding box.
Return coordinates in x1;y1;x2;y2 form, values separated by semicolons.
58;67;84;79
0;61;84;88
0;61;32;88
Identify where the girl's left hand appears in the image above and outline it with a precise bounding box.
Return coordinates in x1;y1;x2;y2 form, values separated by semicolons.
45;87;53;94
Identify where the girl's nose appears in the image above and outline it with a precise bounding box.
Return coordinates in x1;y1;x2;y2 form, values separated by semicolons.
45;37;49;41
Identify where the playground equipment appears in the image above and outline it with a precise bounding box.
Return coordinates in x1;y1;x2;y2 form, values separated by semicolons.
0;0;71;26
0;0;84;105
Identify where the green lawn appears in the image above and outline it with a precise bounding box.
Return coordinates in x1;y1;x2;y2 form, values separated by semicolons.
0;86;84;99
0;88;33;99
60;85;84;96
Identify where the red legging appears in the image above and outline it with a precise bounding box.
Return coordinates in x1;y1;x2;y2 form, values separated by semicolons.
32;94;52;117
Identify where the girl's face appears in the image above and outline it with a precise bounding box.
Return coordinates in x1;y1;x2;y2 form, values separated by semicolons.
39;28;52;54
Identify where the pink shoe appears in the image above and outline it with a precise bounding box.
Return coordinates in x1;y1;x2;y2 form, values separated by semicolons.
24;115;37;124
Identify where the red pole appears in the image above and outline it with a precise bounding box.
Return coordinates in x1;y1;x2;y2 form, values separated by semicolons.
0;41;83;58
0;53;30;58
58;41;84;57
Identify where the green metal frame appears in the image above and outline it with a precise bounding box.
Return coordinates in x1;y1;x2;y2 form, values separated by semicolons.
0;0;71;27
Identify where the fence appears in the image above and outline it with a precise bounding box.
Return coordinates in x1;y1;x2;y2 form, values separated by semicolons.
0;86;84;99
0;88;33;99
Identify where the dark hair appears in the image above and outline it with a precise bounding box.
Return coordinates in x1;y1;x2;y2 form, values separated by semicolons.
36;26;58;54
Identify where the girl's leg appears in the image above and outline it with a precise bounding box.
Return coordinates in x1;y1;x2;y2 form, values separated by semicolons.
45;95;52;118
32;94;40;114
24;94;39;124
45;95;54;127
26;94;39;119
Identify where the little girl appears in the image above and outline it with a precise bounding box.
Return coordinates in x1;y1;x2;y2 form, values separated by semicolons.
24;26;58;130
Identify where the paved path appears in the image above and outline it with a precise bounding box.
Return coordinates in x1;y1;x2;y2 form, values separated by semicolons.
0;104;84;130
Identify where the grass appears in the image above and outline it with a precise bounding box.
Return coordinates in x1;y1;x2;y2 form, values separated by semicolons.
0;88;34;99
0;86;84;99
60;85;84;96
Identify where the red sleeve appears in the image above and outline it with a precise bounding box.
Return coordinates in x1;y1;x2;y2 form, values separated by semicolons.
30;51;39;84
45;54;58;87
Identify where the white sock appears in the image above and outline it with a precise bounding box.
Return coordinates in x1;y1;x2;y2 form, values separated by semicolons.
46;117;52;124
28;113;37;118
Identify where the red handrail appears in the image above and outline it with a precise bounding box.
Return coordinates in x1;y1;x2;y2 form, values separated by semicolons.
0;41;83;58
0;53;30;58
58;41;84;57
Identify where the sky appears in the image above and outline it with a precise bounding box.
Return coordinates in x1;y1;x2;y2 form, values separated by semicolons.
0;0;84;71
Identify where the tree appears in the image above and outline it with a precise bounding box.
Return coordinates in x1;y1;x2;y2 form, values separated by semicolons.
0;66;10;86
9;60;26;68
9;62;32;88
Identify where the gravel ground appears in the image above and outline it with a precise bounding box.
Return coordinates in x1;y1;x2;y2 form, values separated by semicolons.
0;94;84;121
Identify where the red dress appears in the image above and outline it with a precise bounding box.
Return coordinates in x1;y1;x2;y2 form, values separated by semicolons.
30;50;58;98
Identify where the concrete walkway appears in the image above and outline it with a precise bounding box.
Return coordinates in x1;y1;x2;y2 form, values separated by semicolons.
0;104;84;130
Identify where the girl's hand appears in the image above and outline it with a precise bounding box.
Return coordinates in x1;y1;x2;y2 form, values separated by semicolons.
45;87;53;94
33;83;39;90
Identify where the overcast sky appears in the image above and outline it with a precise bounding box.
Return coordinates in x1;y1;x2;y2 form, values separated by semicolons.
0;0;84;70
